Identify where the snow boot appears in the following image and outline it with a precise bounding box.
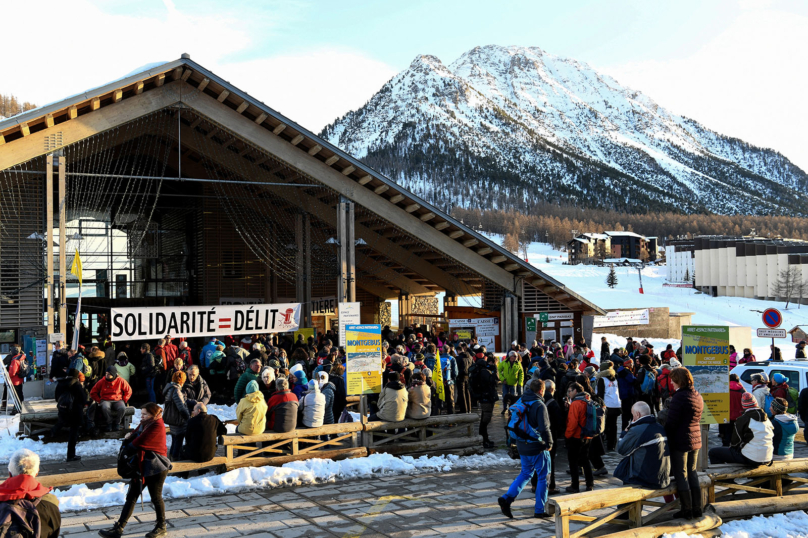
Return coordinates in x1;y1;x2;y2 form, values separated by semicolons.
673;489;693;520
498;497;514;519
145;523;167;538
98;522;125;538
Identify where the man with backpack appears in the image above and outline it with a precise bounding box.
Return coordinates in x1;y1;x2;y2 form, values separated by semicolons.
0;449;61;538
565;382;597;493
635;355;657;414
497;379;553;520
469;353;498;449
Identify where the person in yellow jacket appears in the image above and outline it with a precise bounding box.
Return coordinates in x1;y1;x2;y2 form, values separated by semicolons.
236;380;267;435
498;351;525;413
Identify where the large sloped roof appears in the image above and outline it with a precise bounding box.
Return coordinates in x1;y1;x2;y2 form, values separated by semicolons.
0;55;605;314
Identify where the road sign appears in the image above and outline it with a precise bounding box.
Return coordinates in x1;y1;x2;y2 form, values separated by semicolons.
757;328;786;338
762;308;783;329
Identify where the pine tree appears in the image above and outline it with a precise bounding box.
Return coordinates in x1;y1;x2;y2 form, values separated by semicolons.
683;268;690;283
606;264;618;289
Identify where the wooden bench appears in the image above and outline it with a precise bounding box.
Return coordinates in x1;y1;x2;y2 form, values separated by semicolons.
363;413;481;455
18;400;135;436
547;475;712;538
706;458;808;502
222;422;365;470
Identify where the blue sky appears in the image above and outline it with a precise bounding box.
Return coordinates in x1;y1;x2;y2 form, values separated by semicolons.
4;0;807;168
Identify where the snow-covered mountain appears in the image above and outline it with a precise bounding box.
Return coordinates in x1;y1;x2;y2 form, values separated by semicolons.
321;45;807;216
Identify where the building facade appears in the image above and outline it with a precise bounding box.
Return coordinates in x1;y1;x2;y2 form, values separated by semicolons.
666;239;695;283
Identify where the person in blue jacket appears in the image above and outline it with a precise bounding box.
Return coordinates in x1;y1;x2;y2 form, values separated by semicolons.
199;338;225;370
770;397;798;460
439;351;459;415
614;401;670;489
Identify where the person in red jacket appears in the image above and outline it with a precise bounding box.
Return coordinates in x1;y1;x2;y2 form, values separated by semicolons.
721;374;746;447
162;335;178;366
267;378;299;433
178;341;193;367
565;382;594;493
89;367;133;432
5;347;28;413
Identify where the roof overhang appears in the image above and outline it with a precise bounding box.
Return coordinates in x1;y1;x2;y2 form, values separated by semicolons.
0;56;606;315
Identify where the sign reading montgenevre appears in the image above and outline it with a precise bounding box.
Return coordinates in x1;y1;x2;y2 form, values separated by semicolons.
111;303;301;341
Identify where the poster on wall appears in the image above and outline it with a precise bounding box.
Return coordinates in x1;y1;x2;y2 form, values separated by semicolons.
338;302;361;347
110;303;301;340
477;336;496;349
682;325;730;425
593;309;650;328
448;317;500;336
346;324;383;395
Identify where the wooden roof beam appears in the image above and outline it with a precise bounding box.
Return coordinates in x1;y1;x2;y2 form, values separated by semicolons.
90;97;100;111
172;67;182;80
308;144;322;156
189;117;203;129
324;155;339;166
68;106;77;120
181;69;193;82
405;203;420;213
490;255;506;263
389;194;405;204
503;263;519;271
134;81;144;95
155;73;166;87
272;123;287;135
374;185;389;194
463;238;479;248
235;101;249;114
420;212;435;222
448;230;464;239
20;123;30;137
341;165;355;176
254;113;268;125
290;134;305;146
358;175;373;185
217;89;230;103
44;114;54;128
434;222;450;231
476;247;492;256
112;89;122;103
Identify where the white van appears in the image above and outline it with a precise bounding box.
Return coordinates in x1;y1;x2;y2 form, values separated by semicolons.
730;360;808;395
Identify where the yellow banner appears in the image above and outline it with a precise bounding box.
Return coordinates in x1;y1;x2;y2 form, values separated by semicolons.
455;330;472;340
70;249;83;285
345;324;383;395
433;351;445;401
682;325;730;425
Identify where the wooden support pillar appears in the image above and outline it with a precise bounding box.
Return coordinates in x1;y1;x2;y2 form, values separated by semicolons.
295;213;304;306
45;155;55;367
57;153;66;338
337;201;347;303
347;202;356;303
304;213;312;327
501;292;518;353
399;294;410;330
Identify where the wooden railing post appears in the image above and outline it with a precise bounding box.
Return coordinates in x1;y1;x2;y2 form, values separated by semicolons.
555;514;570;538
629;501;643;527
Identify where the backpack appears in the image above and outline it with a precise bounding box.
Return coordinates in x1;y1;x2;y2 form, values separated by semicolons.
0;497;41;538
580;399;605;439
506;399;545;446
787;387;798;414
763;393;775;418
56;389;74;420
658;373;671;400
233;356;247;375
640;369;656;395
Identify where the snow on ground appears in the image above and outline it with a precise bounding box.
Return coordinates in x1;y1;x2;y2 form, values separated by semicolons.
53;451;515;511
663;510;808;538
483;233;808;359
0;404;239;464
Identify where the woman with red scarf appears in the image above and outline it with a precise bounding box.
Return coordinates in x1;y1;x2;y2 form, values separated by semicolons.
99;403;171;538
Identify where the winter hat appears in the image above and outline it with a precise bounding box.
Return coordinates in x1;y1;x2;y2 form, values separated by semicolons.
662;363;672;370
669;358;681;368
106;366;118;379
172;370;187;386
600;360;613;371
414;353;425;361
622;359;633;368
116;352;129;366
307;379;319;392
773;373;787;384
246;380;259;395
770;397;787;414
584;366;596;377
317;371;329;388
741;392;758;410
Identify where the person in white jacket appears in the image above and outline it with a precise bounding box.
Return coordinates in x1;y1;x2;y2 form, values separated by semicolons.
300;379;325;428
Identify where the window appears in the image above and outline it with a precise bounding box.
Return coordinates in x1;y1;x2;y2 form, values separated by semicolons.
739;368;763;385
771;370;800;389
222;251;244;279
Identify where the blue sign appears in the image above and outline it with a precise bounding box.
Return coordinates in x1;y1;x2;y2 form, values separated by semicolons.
762;308;782;329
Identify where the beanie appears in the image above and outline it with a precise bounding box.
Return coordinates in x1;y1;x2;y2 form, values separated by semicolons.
741;392;758;410
669;358;681;368
770;397;787;414
246;380;259;394
773;373;787;385
584;366;596;376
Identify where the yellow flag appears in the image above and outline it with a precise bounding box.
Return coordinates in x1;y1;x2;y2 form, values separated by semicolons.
433;351;445;401
70;249;82;285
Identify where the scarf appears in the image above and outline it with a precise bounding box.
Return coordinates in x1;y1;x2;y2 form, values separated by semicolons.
131;418;167;456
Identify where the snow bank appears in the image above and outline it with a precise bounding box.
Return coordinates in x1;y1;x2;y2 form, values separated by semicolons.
53;451;514;511
662;510;808;538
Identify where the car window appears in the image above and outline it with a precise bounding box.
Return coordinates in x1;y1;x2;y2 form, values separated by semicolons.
739;368;763;385
771;369;800;388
